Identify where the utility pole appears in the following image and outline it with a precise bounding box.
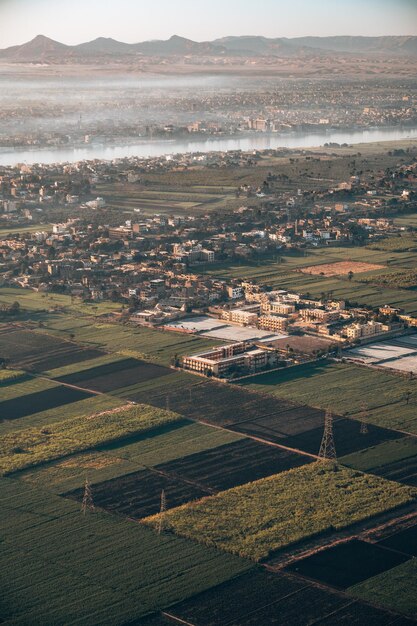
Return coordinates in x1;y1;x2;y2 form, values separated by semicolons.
318;409;337;461
81;477;94;515
158;489;167;535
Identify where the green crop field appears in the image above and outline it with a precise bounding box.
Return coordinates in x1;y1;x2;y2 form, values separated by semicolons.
17;421;242;494
0;223;53;236
341;437;417;473
349;559;417;617
34;318;223;365
367;236;417;252
45;353;126;378
95;181;241;216
240;361;417;433
0;375;57;401
0;477;251;626
0;393;124;435
0;287;123;317
394;213;417;229
0;404;182;475
144;463;415;561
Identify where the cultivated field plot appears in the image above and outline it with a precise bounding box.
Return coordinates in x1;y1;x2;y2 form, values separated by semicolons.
16;422;242;494
379;523;417;557
0;477;250;626
151;569;304;626
340;438;417;487
283;417;403;457
0;369;26;385
370;456;417;487
129;378;296;426
95;181;238;216
231;409;403;456
0;327;104;372
38;318;224;366
156;438;312;492
230;405;327;441
145;464;414;561
154;568;413;626
66;468;210;519
299;261;386;277
350;559;417;618
55;357;173;392
240;361;417;433
0;385;92;421
0;393;123;436
66;438;311;518
0;404;181;475
286;539;410;589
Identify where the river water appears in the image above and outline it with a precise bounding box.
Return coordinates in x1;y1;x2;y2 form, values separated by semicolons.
1;126;416;167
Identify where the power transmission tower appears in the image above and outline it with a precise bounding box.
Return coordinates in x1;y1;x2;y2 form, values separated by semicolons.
189;387;192;403
359;402;369;434
81;477;94;515
158;489;167;535
318;409;337;461
165;395;170;411
360;420;369;435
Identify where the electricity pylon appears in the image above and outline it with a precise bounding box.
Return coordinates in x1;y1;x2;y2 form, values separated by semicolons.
318;409;337;461
158;489;167;535
81;477;94;515
359;402;369;434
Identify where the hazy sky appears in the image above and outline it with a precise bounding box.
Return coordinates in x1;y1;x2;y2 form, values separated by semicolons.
0;0;416;47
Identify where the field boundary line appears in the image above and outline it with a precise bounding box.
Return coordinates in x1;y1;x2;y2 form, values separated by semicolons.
161;612;196;626
37;374;104;396
195;419;320;460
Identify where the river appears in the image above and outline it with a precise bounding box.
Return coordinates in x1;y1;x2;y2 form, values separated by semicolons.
0;126;416;167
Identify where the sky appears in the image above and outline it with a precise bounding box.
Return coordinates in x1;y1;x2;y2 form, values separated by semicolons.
0;0;416;47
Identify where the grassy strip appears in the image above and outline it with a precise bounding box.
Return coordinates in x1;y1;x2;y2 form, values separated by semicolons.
144;463;415;561
0;369;26;384
0;404;182;475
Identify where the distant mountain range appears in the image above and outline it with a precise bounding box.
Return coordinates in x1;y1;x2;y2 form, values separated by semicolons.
1;34;417;62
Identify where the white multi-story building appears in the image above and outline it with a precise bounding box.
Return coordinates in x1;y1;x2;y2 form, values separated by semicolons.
258;315;288;333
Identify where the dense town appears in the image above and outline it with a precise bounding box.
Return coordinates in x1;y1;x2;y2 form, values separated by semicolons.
2;77;416;148
1;146;416;377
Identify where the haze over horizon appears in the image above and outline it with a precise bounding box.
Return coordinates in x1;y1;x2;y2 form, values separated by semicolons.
1;0;416;48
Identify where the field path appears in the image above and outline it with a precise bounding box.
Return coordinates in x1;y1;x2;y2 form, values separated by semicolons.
36;373;105;396
196;418;320;461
